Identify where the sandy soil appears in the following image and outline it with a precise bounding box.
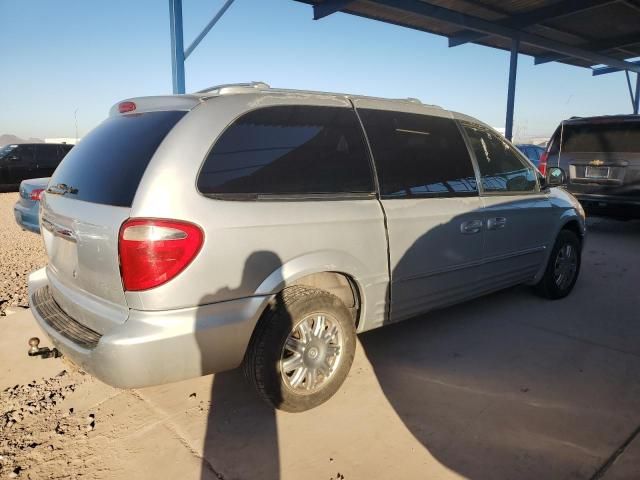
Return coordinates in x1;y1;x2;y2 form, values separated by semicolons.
0;193;47;316
0;193;100;479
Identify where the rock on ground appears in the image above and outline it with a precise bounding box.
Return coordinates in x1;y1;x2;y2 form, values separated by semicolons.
0;193;47;316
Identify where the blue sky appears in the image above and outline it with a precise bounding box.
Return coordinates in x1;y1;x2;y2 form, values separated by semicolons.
0;0;636;141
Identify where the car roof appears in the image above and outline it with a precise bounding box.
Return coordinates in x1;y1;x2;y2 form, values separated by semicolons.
562;114;640;124
110;81;445;116
11;143;72;147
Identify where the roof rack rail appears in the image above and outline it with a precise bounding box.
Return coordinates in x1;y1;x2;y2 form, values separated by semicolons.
196;81;270;95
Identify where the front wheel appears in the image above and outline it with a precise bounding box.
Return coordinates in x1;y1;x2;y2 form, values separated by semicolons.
535;229;581;299
243;286;356;412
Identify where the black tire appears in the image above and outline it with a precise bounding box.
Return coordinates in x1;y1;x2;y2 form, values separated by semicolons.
535;229;581;299
243;286;356;412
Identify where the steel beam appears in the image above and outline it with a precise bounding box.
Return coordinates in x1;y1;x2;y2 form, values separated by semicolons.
448;0;615;48
363;0;640;73
169;0;186;94
535;32;640;65
185;0;236;59
313;0;356;20
592;59;640;76
505;38;519;141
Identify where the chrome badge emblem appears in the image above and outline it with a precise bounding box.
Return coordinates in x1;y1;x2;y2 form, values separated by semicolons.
590;159;604;166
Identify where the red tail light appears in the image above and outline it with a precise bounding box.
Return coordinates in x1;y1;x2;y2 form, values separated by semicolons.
30;189;44;201
118;101;137;114
538;151;549;176
118;219;204;291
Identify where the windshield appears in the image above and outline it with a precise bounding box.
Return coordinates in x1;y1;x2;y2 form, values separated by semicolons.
48;111;186;207
559;121;640;153
0;144;18;159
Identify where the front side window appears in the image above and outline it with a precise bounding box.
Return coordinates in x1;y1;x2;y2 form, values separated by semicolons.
197;105;375;198
462;123;537;194
15;145;35;164
357;109;478;198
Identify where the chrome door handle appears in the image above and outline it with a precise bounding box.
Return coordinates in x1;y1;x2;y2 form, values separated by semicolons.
460;219;483;234
487;217;507;230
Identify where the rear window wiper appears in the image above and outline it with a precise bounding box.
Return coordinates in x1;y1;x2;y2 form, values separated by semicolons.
47;183;79;196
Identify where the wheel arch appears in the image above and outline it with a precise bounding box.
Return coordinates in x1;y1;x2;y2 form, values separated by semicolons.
253;251;370;330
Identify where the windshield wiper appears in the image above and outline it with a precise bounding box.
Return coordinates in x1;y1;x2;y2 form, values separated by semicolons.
46;183;79;196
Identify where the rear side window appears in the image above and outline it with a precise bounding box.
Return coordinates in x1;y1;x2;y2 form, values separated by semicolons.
558;121;640;153
462;123;537;193
49;111;185;207
36;145;62;166
358;109;477;198
197;105;374;198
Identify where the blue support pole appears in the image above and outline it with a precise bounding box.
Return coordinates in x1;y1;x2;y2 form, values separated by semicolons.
169;0;186;94
635;73;640;115
505;38;519;141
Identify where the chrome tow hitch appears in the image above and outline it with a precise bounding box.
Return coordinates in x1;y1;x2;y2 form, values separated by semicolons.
28;337;62;359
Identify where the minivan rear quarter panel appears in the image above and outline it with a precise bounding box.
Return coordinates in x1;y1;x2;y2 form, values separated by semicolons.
128;93;390;331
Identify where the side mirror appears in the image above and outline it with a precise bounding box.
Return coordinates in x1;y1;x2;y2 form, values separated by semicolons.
546;167;566;186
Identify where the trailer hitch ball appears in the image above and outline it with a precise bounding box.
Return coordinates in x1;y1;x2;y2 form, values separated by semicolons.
29;337;41;354
27;337;61;359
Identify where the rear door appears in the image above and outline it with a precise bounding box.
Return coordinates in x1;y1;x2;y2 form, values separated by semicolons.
40;110;186;333
355;101;484;323
461;122;552;289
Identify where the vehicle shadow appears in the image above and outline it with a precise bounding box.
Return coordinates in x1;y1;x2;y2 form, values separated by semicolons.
195;251;287;480
190;204;626;480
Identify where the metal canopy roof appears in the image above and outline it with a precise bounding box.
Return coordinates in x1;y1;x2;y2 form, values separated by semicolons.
296;0;640;74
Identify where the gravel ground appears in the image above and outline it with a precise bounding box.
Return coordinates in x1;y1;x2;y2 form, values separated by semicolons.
0;193;47;316
0;370;95;479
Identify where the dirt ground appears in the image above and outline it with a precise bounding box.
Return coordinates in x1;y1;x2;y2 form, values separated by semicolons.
0;193;46;316
1;191;639;479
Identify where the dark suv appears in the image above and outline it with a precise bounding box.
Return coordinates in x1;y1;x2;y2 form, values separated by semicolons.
542;115;640;219
0;143;73;191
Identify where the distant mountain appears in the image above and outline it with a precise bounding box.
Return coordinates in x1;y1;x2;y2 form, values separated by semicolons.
0;134;44;146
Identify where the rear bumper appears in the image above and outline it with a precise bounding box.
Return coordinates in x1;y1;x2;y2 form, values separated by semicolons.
13;202;40;234
28;268;271;388
573;194;640;219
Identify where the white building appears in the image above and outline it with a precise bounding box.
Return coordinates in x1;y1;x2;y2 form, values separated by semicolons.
45;137;78;145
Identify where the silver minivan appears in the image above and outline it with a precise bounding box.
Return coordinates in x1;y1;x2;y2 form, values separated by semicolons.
28;83;585;412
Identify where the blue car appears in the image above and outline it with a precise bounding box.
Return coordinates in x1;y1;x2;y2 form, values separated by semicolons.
13;177;49;234
515;143;546;168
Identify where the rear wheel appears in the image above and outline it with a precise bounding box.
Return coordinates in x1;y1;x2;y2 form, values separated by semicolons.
535;229;581;299
243;286;356;412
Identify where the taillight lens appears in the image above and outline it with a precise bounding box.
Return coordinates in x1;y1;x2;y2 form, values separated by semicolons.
30;189;44;201
118;101;136;114
118;219;204;291
538;151;548;176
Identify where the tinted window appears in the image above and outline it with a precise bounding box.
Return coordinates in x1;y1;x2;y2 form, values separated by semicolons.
0;144;18;160
559;121;640;153
61;145;74;156
15;145;36;164
358;109;477;198
198;105;374;198
36;145;61;166
463;123;537;193
49;111;185;207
